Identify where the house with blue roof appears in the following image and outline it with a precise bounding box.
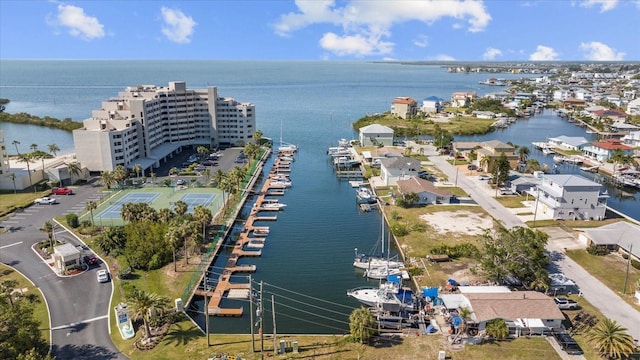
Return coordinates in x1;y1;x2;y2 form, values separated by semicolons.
421;96;444;114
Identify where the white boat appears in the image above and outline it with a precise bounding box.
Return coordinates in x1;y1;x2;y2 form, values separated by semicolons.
269;180;292;188
278;120;298;153
347;275;415;312
270;174;291;182
353;217;404;270
542;147;555;155
246;239;265;249
364;266;403;280
261;202;287;209
356;186;377;204
279;156;294;162
334;156;360;167
252;227;270;237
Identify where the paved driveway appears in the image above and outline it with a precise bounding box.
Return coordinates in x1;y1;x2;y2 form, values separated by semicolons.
407;141;640;342
0;184;128;360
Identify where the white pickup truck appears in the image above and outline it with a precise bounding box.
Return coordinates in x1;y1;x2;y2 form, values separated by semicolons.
34;197;58;205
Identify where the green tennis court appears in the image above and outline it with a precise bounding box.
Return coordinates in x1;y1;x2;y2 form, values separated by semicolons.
84;187;224;226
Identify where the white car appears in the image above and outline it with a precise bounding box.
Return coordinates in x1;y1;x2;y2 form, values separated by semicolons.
176;179;186;186
34;197;58;205
97;269;109;283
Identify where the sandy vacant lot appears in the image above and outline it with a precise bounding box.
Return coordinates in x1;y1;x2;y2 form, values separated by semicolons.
420;210;493;235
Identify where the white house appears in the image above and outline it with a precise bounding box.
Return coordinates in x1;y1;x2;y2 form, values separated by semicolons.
396;177;453;205
627;98;640;116
527;174;608;221
379;156;421;186
582;139;635;163
358;124;394;147
622;131;640;155
578;221;640;261
421;96;444;114
547;136;590;151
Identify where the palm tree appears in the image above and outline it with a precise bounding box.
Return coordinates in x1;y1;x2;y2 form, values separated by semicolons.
457;306;474;336
66;161;82;184
193;205;212;245
479;154;491;173
166;226;181;272
133;164;142;179
586;318;635;359
85;200;97;226
0;279;19;306
197;146;209;159
100;170;116;189
158;208;174;223
17;153;35;192
127;289;170;340
47;143;60;157
113;165;127;186
349;307;376;344
150;172;157;186
202;168;211;183
212;169;225;187
174;200;188;217
253;129;263;145
169;167;179;176
403;146;413;157
484;319;508;340
41;221;54;250
229;166;247;193
517;146;530;164
8;173;17;194
11;140;21;155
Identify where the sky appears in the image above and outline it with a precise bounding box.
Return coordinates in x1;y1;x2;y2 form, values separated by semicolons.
0;0;639;61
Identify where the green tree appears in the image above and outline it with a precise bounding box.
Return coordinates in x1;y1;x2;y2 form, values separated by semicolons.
193;205;212;245
174;200;188;217
100;170;115;189
133;163;142;179
41;221;54;250
16;348;56;360
124;221;171;269
517;146;530;164
66;161;82;184
169;167;179;176
492;152;511;188
586;318;635;359
349;307;376;344
480;227;549;286
166;225;181;272
47;143;60;157
0;279;19;306
16;153;35;192
113;165;127;186
12;139;21;155
485;318;509;340
229;166;247;193
94;226;127;256
0;300;49;360
150;172;157;185
8;173;17;194
212;169;225;187
127;289;170;340
253;129;263;145
85;200;97;226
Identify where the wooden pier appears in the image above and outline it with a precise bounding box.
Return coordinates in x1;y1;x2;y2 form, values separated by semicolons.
199;148;296;316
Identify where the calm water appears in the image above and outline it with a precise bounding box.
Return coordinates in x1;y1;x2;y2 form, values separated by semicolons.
1;61;638;334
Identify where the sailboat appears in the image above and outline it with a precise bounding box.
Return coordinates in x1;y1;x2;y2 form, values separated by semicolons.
278;120;298;153
347;275;415;312
353;215;404;270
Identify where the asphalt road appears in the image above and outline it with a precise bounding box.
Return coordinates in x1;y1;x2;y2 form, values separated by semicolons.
0;182;127;360
409;141;640;341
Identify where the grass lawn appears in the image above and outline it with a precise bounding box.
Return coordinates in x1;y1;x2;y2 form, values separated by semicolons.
0;264;50;344
565;249;640;310
494;195;528;208
0;190;51;219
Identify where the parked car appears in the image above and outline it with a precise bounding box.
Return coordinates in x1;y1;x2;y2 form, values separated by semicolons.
51;187;73;195
499;188;516;195
176;179;186;186
34;197;58;205
554;297;579;310
467;164;478;171
552;329;583;355
96;269;109;283
84;254;99;266
478;175;491;181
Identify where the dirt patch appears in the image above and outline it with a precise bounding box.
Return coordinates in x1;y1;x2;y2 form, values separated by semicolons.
419;211;493;236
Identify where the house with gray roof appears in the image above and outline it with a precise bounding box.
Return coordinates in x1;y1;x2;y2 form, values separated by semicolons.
547;136;590;151
578;221;640;261
379;156;420;186
358;124;394;147
526;174;608;221
396;177;453;205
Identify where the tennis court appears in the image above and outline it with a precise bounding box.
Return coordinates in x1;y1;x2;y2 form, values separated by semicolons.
87;187;224;226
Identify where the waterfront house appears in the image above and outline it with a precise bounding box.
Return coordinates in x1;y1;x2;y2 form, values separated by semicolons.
450;91;477;108
506;173;542;194
593;109;628;122
396;177;453;205
484;91;511;101
358;124;394;147
622;131;640;155
441;290;564;337
627;98;640;116
421;96;444;114
379;156;420;186
553;90;571;102
472;110;496;119
547;136;590;151
582;139;635;163
390;97;418;119
562;98;588;109
474;140;519;173
527;174;608;221
610;122;639;133
578;221;640;262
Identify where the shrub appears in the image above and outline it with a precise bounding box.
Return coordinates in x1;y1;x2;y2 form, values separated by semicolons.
118;266;134;280
632;259;640;270
390;223;409;237
586;245;609;256
431;243;480;259
65;213;79;228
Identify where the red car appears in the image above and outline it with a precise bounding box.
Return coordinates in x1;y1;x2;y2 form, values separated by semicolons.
51;187;73;195
84;255;99;265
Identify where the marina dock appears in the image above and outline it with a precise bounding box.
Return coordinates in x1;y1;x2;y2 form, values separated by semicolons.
199;148;296;316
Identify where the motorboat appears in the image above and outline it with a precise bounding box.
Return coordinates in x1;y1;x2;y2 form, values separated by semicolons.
356;186;377;203
261;202;287;209
334;156;360;167
246;239;265;249
252;227;269;237
270;174;291;182
347;275;415;312
269;180;292;188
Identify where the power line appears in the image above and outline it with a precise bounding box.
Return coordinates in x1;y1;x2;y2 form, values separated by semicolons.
259;281;357;310
263;291;353;318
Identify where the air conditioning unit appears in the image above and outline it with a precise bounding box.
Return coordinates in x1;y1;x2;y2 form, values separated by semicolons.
438;350;446;360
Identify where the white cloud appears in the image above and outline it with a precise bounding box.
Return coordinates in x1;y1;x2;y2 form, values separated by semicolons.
580;41;625;60
160;7;197;44
274;0;491;56
426;54;456;61
413;35;429;48
483;47;502;60
50;4;105;40
319;32;393;57
529;45;558;60
579;0;619;12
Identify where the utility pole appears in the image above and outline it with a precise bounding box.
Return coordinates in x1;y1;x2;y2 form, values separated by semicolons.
623;244;632;294
204;266;210;346
249;275;255;353
260;281;264;360
272;295;277;355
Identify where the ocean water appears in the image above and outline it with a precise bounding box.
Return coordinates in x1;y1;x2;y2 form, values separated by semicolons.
1;60;637;334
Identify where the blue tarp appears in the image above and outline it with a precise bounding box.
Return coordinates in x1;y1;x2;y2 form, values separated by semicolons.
422;287;439;298
387;275;401;283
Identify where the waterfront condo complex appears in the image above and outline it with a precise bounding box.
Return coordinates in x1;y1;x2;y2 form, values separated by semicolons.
72;81;255;172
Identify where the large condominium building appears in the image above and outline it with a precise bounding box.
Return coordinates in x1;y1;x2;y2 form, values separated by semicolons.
73;81;255;172
0;130;10;175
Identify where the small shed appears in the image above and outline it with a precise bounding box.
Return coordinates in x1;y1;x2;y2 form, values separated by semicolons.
53;243;81;273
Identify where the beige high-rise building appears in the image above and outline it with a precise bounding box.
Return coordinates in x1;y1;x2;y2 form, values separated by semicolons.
0;130;10;176
73;81;255;172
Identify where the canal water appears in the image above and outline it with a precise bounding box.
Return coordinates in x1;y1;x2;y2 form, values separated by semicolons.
1;61;638;334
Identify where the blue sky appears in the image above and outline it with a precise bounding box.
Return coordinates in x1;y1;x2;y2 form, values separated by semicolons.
1;0;638;61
